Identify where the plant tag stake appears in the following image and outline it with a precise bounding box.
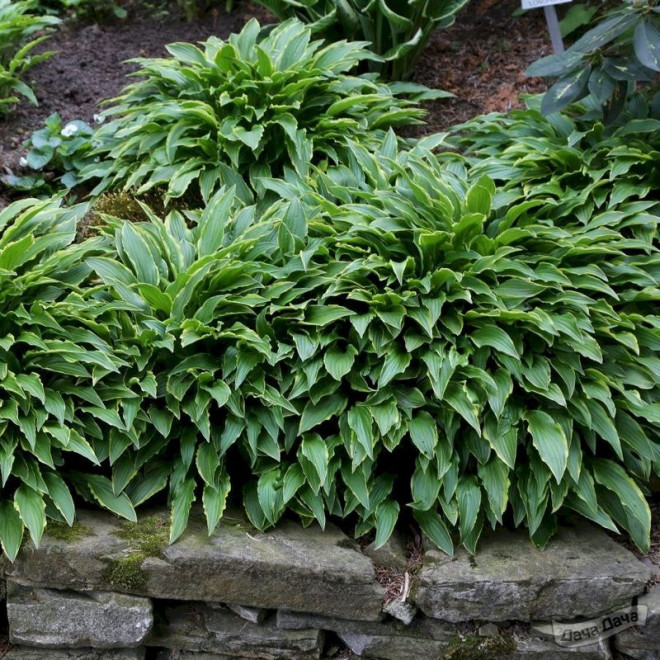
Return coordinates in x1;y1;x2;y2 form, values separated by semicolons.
521;0;571;54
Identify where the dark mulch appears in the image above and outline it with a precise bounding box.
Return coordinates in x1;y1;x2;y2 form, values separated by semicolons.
409;0;550;134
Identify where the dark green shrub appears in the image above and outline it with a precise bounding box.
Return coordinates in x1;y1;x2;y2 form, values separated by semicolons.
526;0;660;121
81;18;446;204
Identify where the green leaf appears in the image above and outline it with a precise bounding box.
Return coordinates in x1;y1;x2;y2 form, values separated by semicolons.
541;67;591;115
409;411;438;459
414;509;453;557
378;347;411;387
15;485;46;548
323;345;357;381
170;478;196;543
374;500;399;549
634;19;660;72
299;395;346;434
44;472;75;526
257;469;284;525
85;475;137;522
300;434;329;485
478;458;509;522
203;476;230;535
524;410;568;483
283;463;306;504
0;501;24;561
457;476;481;541
196;442;220;486
348;406;374;459
592;458;651;552
306;305;354;326
472;326;518;358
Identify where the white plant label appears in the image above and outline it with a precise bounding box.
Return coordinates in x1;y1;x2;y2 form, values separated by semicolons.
521;0;571;9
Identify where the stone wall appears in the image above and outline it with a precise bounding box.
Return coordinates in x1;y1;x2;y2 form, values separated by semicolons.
0;508;657;659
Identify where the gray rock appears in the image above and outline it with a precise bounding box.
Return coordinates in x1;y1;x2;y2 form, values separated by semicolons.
7;509;384;621
277;609;467;659
615;587;660;659
415;524;650;622
363;532;408;571
7;582;152;649
479;623;499;637
382;598;417;625
154;653;235;660
3;649;144;660
225;603;267;624
151;603;322;659
510;629;612;659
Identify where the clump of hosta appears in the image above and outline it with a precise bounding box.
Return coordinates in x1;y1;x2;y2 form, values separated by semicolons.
85;125;659;553
0;0;59;116
0;198;149;560
82;18;446;203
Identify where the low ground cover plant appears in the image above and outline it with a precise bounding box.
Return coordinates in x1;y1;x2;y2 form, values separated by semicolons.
4;113;96;194
0;3;658;561
0;197;143;560
81;18;446;205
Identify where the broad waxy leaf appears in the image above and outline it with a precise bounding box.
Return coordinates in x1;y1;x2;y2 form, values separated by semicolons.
524;411;569;483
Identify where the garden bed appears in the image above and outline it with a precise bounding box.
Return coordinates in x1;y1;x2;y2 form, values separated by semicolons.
0;2;658;658
0;0;549;207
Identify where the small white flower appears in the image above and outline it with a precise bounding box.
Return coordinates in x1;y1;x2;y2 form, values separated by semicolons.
93;113;105;125
19;156;27;167
61;123;79;138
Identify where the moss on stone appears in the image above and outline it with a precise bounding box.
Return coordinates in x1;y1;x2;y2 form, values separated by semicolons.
443;632;517;660
103;514;170;592
46;521;93;543
113;515;170;556
103;554;149;591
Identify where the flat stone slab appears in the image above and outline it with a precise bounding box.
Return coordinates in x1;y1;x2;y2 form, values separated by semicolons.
510;629;612;659
7;582;152;649
414;524;650;622
277;609;467;659
7;509;384;621
3;649;144;660
151;603;323;659
614;587;660;659
154;654;235;660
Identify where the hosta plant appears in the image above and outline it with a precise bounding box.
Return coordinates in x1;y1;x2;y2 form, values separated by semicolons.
84;123;659;553
526;0;660;120
0;197;153;561
255;0;470;80
0;0;59;115
81;18;446;204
